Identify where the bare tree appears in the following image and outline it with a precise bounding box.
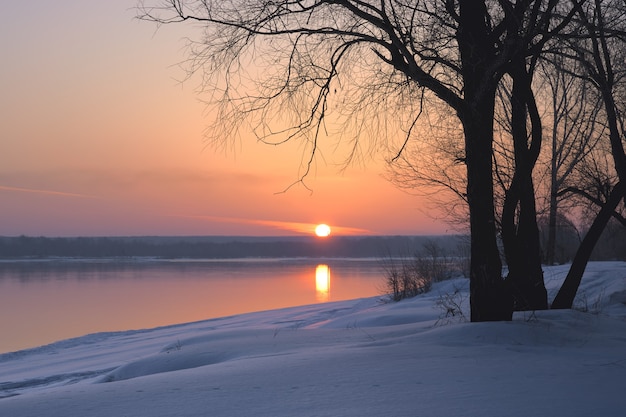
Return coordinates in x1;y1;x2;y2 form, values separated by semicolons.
496;26;548;311
551;0;626;308
370;0;626;312
137;1;581;321
535;58;604;265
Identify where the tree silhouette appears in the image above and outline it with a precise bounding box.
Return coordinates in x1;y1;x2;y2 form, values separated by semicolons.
137;1;587;321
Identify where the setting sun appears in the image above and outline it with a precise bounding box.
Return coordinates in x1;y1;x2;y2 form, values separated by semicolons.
315;224;331;237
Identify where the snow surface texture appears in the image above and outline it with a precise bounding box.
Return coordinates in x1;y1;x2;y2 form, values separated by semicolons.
1;262;626;417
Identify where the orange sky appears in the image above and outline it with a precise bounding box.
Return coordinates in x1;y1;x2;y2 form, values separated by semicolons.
0;1;447;237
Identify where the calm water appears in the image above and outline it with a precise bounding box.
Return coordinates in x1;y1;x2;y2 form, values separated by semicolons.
0;258;385;353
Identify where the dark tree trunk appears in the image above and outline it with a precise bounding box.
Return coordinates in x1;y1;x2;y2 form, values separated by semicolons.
501;53;548;311
502;173;548;311
458;3;512;322
506;179;548;311
464;108;513;322
552;181;625;309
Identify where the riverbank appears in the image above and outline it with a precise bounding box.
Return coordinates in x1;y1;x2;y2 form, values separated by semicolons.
1;262;625;416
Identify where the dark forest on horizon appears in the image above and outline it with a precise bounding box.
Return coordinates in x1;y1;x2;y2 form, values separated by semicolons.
0;235;462;259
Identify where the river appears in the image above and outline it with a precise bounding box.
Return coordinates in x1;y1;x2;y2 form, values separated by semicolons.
0;258;386;353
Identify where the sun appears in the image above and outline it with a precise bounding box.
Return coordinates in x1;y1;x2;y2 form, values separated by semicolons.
315;223;331;237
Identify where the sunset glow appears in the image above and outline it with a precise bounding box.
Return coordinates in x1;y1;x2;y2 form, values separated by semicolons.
0;2;448;237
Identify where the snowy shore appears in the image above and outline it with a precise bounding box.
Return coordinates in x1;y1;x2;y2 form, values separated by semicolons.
1;262;626;417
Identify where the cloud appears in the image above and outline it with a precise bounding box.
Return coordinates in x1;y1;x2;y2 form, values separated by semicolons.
167;214;372;235
0;185;100;199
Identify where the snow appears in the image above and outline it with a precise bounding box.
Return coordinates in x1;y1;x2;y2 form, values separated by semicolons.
1;262;625;417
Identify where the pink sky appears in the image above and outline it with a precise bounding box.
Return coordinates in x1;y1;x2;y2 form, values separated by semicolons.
0;1;448;237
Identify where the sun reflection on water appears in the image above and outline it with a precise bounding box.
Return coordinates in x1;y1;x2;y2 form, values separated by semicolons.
315;264;331;302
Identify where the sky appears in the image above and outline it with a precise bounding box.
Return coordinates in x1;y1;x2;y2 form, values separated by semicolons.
0;0;447;237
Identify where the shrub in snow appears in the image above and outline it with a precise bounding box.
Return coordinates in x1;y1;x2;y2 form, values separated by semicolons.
435;285;468;324
381;257;433;302
380;240;465;302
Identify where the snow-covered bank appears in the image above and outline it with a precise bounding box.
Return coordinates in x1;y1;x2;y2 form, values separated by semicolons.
1;262;625;417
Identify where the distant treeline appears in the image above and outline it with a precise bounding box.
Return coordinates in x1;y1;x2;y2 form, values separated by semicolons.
0;235;462;259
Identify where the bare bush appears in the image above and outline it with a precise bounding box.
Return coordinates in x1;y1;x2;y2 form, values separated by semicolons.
435;286;468;325
380;256;432;302
380;239;466;302
573;288;606;314
416;239;457;282
455;237;471;278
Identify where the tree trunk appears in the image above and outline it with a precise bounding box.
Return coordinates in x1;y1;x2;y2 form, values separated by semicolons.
464;110;513;321
501;54;548;311
552;181;625;309
458;2;512;322
502;173;548;311
509;176;548;311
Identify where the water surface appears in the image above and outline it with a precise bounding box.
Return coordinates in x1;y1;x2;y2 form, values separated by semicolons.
0;258;384;353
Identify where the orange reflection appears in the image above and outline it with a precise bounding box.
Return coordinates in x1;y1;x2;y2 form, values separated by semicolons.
315;264;331;302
